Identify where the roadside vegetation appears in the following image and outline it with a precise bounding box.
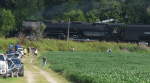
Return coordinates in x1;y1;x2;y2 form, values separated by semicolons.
0;38;18;51
0;37;149;53
0;77;26;83
23;39;149;53
41;51;150;83
24;38;150;83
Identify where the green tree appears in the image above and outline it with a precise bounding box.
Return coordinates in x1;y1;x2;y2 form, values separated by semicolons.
86;10;100;22
63;9;86;21
0;9;16;36
14;0;45;31
31;22;46;40
1;0;150;24
38;23;46;38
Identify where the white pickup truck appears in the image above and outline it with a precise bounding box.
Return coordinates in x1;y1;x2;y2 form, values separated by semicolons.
0;54;8;77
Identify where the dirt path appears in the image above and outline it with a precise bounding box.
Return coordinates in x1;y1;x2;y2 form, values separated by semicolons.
25;70;35;83
24;56;69;83
33;66;57;83
24;57;49;83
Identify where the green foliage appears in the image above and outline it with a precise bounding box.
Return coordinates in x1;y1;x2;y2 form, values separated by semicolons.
37;23;46;38
0;0;150;36
23;39;150;54
0;0;150;25
0;9;16;36
0;38;18;51
42;51;150;83
0;78;26;83
147;7;150;16
63;9;86;21
86;10;100;22
43;0;150;23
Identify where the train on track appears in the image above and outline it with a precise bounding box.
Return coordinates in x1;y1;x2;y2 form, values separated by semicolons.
22;20;150;43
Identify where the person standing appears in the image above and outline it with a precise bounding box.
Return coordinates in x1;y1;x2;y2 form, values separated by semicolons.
23;48;27;56
42;56;47;65
107;48;112;55
34;48;38;56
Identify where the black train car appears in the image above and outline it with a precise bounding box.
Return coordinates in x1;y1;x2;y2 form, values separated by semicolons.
122;25;150;42
22;20;150;43
44;22;68;39
109;24;150;42
44;21;112;40
108;23;127;41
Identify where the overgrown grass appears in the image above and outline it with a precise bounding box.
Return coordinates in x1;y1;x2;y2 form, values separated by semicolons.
0;38;18;51
23;39;150;53
0;38;148;53
41;51;150;83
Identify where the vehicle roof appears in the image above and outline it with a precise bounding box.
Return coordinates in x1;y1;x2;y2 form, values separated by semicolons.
17;48;23;49
7;53;15;55
11;58;20;60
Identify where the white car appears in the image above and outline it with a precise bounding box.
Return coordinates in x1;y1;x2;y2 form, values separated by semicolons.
0;54;8;77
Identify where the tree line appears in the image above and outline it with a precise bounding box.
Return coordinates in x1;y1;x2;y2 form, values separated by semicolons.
0;0;150;37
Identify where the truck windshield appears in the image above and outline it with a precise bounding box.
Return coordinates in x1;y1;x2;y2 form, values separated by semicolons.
7;54;14;58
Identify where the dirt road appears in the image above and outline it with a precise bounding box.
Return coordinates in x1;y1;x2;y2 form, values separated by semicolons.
24;56;69;83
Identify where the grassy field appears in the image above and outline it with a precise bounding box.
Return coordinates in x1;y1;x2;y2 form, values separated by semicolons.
0;77;26;83
23;39;150;54
0;38;149;53
0;38;18;51
41;51;150;83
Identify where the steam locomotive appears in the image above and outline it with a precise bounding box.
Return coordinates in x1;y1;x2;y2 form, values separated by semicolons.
23;21;150;43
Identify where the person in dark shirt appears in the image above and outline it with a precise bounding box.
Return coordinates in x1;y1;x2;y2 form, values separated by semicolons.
42;56;47;65
15;44;18;51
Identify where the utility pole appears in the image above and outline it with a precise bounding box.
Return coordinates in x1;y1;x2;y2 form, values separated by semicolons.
67;18;71;41
67;18;71;49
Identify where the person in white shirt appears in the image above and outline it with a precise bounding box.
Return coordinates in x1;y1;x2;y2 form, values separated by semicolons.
34;48;38;56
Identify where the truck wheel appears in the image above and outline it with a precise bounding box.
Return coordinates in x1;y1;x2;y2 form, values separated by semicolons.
3;74;7;78
16;73;19;78
19;72;24;77
19;68;24;77
11;72;14;78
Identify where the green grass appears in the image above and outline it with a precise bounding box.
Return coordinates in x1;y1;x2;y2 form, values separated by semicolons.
0;77;26;83
0;38;148;54
0;38;149;83
0;38;18;51
41;51;150;83
23;39;150;54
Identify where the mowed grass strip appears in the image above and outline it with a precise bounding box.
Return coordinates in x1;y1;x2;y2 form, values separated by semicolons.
42;51;150;83
0;77;26;83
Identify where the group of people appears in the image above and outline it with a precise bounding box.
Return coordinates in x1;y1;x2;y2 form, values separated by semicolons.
8;43;48;66
26;47;38;56
8;43;38;56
